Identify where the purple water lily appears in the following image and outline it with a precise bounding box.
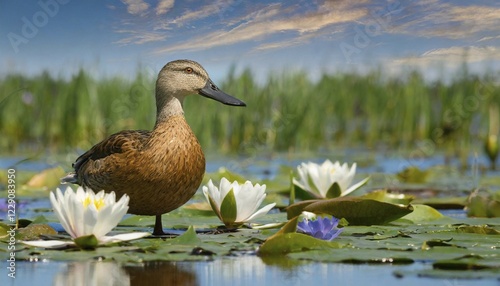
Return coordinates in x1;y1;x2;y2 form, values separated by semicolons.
297;216;343;241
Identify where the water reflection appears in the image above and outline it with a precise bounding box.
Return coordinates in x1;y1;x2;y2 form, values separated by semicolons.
124;261;197;286
52;261;197;286
8;257;500;286
53;261;130;286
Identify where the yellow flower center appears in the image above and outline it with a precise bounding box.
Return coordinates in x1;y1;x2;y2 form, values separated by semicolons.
83;195;105;210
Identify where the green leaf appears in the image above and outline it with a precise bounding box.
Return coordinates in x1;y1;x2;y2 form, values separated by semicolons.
289;170;295;205
206;195;223;221
18;224;57;240
325;182;341;198
456;225;500;235
397;166;429;183
301;197;414;225
220;189;237;227
305;173;320;196
213;167;247;184
274;216;299;236
422;239;461;250
361;189;414;205
433;259;499;270
259;233;341;255
168;226;201;245
466;190;500;218
400;204;443;222
74;234;99;250
285;200;320;219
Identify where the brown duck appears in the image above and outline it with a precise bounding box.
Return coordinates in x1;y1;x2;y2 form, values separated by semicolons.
61;59;246;235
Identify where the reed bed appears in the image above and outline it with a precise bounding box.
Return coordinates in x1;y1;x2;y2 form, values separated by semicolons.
0;66;498;157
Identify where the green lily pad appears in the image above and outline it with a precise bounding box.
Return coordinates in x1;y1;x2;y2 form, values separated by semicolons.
400;204;443;222
456;225;500;235
168;226;200;245
24;166;66;190
361;189;414;205
18;224;57;240
259;232;341;255
397;166;429;183
466;190;500;218
259;216;340;255
286;198;413;225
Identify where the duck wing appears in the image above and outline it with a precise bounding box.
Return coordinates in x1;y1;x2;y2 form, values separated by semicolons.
61;130;150;184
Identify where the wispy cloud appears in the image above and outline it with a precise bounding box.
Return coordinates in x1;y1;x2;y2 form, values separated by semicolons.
169;1;233;26
390;46;500;69
156;0;174;15
153;3;366;54
478;35;500;43
114;30;167;45
389;1;500;40
121;0;149;15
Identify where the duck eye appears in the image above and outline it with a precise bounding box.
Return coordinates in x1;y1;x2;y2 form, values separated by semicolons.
185;67;193;74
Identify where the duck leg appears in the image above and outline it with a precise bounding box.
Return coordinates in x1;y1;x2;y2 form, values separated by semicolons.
153;215;165;235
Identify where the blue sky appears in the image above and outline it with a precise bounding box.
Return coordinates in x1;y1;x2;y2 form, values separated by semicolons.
1;0;499;82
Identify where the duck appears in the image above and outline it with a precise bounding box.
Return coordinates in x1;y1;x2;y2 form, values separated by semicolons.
61;59;246;235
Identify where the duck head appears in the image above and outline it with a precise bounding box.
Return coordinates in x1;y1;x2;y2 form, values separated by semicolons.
156;59;246;107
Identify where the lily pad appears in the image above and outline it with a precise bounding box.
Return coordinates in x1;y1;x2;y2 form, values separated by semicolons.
399;204;443;222
24;166;66;190
361;189;414;205
18;224;57;240
466;190;500;218
286;198;413;225
259;217;341;255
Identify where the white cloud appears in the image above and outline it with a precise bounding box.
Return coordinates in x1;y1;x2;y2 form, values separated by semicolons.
153;4;366;54
114;30;167;45
404;46;500;63
170;1;233;25
388;1;500;40
383;46;500;79
478;35;500;42
156;0;174;15
121;0;149;15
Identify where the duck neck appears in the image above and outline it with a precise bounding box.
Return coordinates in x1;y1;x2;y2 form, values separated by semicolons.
154;90;185;127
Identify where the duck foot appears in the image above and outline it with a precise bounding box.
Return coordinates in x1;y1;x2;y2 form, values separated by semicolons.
153;215;165;235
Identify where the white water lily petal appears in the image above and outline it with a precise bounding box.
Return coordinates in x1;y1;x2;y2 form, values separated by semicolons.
21;240;75;248
342;175;370;196
49;186;131;243
22;187;145;250
294;160;369;198
234;182;266;222
203;178;275;226
244;203;276;222
99;232;151;243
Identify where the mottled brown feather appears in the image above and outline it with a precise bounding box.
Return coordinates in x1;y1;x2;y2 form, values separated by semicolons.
73;116;205;215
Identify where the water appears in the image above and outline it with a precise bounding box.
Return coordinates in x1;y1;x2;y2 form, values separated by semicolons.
4;257;498;286
1;152;499;285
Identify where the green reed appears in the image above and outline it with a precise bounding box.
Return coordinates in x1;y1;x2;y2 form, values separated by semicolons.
1;66;498;158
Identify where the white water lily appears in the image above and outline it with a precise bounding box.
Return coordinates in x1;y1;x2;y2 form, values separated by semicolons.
293;160;369;198
22;186;149;249
203;178;276;227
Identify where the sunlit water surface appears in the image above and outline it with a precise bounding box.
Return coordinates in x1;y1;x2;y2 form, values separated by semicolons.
1;151;499;285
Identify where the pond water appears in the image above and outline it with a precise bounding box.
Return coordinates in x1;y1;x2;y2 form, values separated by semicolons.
1;151;499;285
5;256;499;286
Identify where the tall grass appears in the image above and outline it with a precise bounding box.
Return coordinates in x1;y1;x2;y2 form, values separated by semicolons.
1;66;498;158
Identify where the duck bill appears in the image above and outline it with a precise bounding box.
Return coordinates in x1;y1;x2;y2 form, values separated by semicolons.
199;79;246;106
